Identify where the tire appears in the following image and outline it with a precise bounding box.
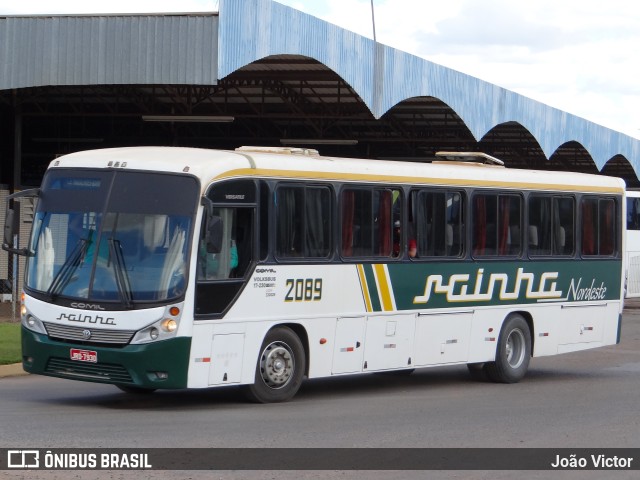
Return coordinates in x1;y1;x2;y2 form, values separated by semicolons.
116;385;157;394
243;327;306;403
484;314;531;384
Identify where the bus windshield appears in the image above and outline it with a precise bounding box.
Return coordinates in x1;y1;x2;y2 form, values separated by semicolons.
26;169;199;306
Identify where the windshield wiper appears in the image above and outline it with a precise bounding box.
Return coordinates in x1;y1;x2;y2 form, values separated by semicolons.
108;238;133;308
46;237;91;298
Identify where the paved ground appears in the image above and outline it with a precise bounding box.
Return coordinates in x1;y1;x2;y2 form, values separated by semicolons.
2;301;640;479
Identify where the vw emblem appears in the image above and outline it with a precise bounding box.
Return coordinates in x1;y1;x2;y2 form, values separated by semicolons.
82;329;92;340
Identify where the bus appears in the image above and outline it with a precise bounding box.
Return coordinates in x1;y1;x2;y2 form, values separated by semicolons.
625;190;640;297
3;146;625;403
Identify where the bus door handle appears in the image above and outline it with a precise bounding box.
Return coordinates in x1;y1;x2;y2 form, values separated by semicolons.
561;302;607;309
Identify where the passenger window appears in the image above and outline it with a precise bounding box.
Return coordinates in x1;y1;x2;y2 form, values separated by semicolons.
276;185;332;258
341;187;400;258
528;195;574;256
473;193;521;257
198;207;253;280
413;190;464;258
582;197;616;256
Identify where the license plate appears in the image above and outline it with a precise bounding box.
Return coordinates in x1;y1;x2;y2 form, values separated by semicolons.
70;348;97;363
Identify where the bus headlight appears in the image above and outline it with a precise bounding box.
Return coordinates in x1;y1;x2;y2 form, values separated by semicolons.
22;313;46;335
161;319;177;332
130;304;183;344
150;327;159;340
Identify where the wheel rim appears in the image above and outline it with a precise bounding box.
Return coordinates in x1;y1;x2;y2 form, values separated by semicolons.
259;341;295;389
505;328;526;369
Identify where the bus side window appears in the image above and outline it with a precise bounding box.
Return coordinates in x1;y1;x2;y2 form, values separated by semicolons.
473;194;497;256
276;184;332;259
198;207;253;280
528;195;575;257
628;197;640;230
473;193;521;257
582;197;616;257
528;196;551;255
276;187;304;257
554;197;575;256
341;187;398;258
414;189;464;258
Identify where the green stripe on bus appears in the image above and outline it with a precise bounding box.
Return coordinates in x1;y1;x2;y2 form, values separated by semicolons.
362;264;383;312
386;260;621;310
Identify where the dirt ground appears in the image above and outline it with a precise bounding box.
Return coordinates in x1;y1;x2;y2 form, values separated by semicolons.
0;300;20;322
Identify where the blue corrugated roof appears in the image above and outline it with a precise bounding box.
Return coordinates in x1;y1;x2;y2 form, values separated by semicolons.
218;0;640;173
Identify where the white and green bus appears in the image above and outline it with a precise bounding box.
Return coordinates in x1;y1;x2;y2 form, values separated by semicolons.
3;146;625;402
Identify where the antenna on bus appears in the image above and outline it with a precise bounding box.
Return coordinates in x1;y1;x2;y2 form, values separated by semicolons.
236;146;320;156
435;151;505;166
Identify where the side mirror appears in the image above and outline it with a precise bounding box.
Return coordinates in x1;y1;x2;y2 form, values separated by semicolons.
206;216;223;254
2;188;39;255
2;208;16;251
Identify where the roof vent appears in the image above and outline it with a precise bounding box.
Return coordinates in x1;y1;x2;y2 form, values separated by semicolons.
235;146;320;157
435;151;505;166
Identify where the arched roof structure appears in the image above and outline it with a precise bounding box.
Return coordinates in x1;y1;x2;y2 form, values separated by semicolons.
0;0;638;189
219;0;640;173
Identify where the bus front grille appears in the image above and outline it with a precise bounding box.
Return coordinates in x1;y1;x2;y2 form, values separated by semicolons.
43;322;136;345
45;358;133;383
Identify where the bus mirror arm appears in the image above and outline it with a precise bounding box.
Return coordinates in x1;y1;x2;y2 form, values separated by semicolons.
201;196;223;254
2;188;39;256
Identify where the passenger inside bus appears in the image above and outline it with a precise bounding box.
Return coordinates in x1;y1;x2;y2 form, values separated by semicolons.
199;239;238;280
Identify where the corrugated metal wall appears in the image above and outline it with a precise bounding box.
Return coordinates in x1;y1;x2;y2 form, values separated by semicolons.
218;0;640;173
0;14;218;88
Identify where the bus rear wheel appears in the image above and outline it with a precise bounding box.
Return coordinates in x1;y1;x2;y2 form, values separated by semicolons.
243;326;305;403
484;314;531;384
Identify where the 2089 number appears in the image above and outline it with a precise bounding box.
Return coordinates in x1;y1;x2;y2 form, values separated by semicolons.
285;278;323;302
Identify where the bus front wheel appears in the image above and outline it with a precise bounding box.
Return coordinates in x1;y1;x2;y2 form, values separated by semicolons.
484;314;531;383
243;326;306;403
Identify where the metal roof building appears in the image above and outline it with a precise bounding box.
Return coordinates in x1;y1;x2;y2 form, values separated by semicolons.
1;0;639;189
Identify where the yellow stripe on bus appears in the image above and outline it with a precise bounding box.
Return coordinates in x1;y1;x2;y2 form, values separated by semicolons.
212;168;624;195
356;264;373;313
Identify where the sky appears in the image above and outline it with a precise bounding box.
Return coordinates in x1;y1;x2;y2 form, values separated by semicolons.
1;0;639;139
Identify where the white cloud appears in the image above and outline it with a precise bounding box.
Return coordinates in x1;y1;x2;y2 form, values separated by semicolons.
278;0;640;138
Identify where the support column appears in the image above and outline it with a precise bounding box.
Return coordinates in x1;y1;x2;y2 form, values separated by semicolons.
12;104;22;192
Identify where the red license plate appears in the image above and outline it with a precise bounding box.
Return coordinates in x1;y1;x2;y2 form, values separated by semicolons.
70;348;97;363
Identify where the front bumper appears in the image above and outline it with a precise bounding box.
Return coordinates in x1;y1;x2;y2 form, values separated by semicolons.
22;326;191;389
